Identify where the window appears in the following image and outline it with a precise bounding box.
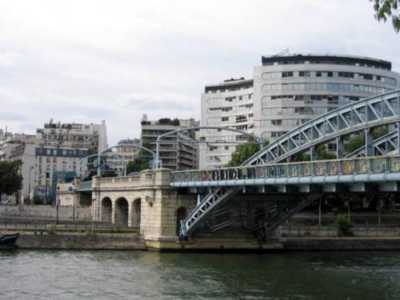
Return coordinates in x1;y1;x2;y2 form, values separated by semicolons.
299;71;311;77
221;117;229;122
359;73;373;80
236;115;247;123
327;72;333;77
295;107;314;114
316;71;322;77
282;71;293;78
225;97;235;102
338;72;354;78
271;120;282;126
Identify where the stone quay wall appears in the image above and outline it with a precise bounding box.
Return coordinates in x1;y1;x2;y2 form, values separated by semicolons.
0;205;92;222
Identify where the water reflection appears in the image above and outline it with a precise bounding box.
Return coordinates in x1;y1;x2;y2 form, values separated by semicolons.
1;251;400;299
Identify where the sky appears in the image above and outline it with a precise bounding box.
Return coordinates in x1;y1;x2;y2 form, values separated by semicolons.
0;0;399;145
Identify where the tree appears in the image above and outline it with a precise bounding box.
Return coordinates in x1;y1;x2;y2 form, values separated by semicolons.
0;160;23;203
227;139;262;167
345;134;365;154
371;0;400;32
315;144;336;160
126;150;151;173
371;125;389;139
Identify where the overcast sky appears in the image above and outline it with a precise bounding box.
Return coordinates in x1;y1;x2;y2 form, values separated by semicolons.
0;0;399;144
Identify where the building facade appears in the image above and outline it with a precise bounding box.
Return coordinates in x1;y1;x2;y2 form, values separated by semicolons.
2;121;108;204
200;55;400;169
36;120;107;152
102;139;141;176
199;78;254;169
2;136;36;204
141;117;198;170
253;54;400;140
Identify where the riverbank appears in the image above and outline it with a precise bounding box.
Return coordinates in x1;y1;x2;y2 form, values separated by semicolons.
11;232;146;250
5;225;400;252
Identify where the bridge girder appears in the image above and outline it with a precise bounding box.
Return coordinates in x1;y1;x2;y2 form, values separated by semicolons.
244;90;400;165
179;90;400;239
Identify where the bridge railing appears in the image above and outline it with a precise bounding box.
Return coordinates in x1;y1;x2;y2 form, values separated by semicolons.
172;156;400;184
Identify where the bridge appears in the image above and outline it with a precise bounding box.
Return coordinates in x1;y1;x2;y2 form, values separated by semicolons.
62;90;400;245
174;90;400;238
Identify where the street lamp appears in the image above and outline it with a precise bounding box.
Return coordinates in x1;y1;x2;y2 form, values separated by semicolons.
80;144;157;178
28;166;34;204
56;185;60;225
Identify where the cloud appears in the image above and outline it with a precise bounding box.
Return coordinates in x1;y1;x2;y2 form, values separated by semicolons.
0;0;399;144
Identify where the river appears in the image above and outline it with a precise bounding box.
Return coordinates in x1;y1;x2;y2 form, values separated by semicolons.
1;250;400;299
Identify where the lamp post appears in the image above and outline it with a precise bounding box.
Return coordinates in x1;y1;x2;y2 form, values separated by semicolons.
81;144;157;178
56;185;60;225
28;166;34;204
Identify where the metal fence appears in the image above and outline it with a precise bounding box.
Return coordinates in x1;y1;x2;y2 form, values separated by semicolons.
172;156;400;184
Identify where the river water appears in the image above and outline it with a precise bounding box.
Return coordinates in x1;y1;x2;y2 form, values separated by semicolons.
1;250;400;299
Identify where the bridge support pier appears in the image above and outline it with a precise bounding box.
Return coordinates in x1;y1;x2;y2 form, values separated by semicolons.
88;170;196;249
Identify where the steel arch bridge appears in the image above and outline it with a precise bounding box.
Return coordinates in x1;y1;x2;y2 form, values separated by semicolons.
177;90;400;239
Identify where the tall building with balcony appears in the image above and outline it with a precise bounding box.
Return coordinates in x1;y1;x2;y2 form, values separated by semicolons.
199;78;254;169
141;117;198;170
253;54;400;140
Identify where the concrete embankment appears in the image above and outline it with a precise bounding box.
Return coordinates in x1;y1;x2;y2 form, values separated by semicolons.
6;225;400;251
13;232;146;250
281;237;400;251
6;233;400;252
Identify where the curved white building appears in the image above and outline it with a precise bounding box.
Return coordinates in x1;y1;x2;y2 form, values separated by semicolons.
253;54;400;140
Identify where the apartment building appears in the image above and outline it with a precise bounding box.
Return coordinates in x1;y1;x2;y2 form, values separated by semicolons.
2;121;108;203
253;54;400;140
200;54;400;169
141;117;198;170
199;78;254;169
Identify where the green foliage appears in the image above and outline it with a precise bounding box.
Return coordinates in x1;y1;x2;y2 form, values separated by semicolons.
336;214;353;236
371;125;389;139
0;160;23;200
292;152;311;162
315;145;336;160
127;150;151;173
227;140;261;167
371;0;400;32
345;134;365;154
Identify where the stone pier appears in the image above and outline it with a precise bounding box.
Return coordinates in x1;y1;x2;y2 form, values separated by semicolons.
88;169;196;248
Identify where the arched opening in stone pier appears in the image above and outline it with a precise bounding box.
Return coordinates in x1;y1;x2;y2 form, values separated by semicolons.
115;197;129;227
132;198;141;228
101;197;112;223
176;207;187;236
